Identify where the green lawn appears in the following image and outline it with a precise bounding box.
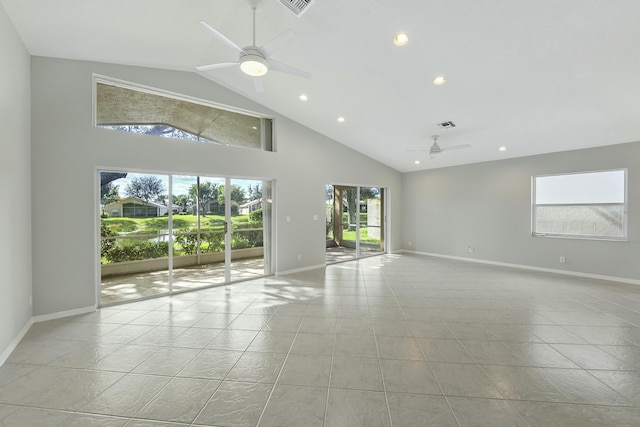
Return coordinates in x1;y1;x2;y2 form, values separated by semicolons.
342;227;381;243
100;213;264;264
326;213;380;243
102;214;256;235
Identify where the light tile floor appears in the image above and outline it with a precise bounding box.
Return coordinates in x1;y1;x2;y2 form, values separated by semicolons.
325;245;384;265
2;254;640;426
101;258;266;305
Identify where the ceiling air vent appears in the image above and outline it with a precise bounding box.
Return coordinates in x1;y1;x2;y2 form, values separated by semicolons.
279;0;314;16
437;121;456;129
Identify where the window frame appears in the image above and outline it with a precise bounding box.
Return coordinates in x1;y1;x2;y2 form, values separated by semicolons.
531;169;628;241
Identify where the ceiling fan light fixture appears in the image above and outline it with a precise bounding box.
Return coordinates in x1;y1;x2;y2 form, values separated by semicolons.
239;47;269;76
198;6;310;86
240;53;268;77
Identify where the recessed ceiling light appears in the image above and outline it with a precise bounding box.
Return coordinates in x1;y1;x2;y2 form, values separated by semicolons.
414;160;421;165
433;76;447;86
337;117;345;123
252;126;257;130
394;33;409;46
499;146;507;151
299;94;308;101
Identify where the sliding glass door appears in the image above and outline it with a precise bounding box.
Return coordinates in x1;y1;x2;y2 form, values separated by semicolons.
325;184;385;264
99;170;272;305
171;175;227;292
100;172;171;303
359;186;384;256
229;179;270;283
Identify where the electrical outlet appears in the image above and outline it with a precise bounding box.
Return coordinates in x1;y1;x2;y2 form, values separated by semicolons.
297;254;302;261
559;256;566;264
468;246;474;253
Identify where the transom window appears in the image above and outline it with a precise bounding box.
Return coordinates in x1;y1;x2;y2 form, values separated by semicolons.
94;78;273;151
532;169;627;240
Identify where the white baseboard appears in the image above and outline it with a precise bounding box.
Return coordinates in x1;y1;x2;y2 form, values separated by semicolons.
401;250;640;286
1;305;97;367
276;263;326;276
32;305;97;323
0;318;33;367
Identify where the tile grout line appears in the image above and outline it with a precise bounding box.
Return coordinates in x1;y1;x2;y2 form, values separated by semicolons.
322;296;339;427
390;267;462;427
452;335;532;426
92;305;223;424
365;273;395;427
175;292;269;425
254;303;307;427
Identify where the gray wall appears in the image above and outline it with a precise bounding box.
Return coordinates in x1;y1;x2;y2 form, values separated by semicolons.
402;142;640;282
30;57;403;316
0;4;32;361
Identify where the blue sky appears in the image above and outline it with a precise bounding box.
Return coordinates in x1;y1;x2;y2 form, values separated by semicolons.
536;170;625;204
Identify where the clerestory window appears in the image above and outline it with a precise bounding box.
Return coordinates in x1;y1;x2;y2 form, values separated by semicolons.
94;78;273;151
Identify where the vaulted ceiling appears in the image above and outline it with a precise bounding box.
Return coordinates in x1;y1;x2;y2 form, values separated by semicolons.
3;0;640;172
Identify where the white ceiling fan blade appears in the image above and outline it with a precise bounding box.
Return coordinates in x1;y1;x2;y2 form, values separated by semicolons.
406;149;430;152
200;21;245;54
268;59;312;79
441;144;471;152
196;62;239;72
252;77;264;93
260;29;295;57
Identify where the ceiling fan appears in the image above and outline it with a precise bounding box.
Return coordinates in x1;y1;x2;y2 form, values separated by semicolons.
196;6;311;92
408;135;471;158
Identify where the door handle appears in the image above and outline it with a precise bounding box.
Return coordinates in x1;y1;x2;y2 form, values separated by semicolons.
224;221;228;234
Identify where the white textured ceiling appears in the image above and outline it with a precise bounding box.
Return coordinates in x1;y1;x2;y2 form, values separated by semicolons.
4;0;640;172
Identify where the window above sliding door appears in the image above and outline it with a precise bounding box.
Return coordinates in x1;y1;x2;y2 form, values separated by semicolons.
94;77;273;151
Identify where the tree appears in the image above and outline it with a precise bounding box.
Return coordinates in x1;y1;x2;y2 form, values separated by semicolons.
100;171;127;187
124;176;165;207
344;188;358;228
102;125;208;143
100;172;126;216
173;194;191;212
326;185;333;201
248;184;262;201
217;184;247;206
189;182;219;215
359;187;379;201
100;182;119;216
101;182;119;205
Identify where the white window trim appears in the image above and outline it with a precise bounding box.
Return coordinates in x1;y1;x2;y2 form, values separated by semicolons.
531;169;628;241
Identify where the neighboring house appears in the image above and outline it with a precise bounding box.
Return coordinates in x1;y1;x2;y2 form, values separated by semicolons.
103;197;179;218
239;198;262;215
